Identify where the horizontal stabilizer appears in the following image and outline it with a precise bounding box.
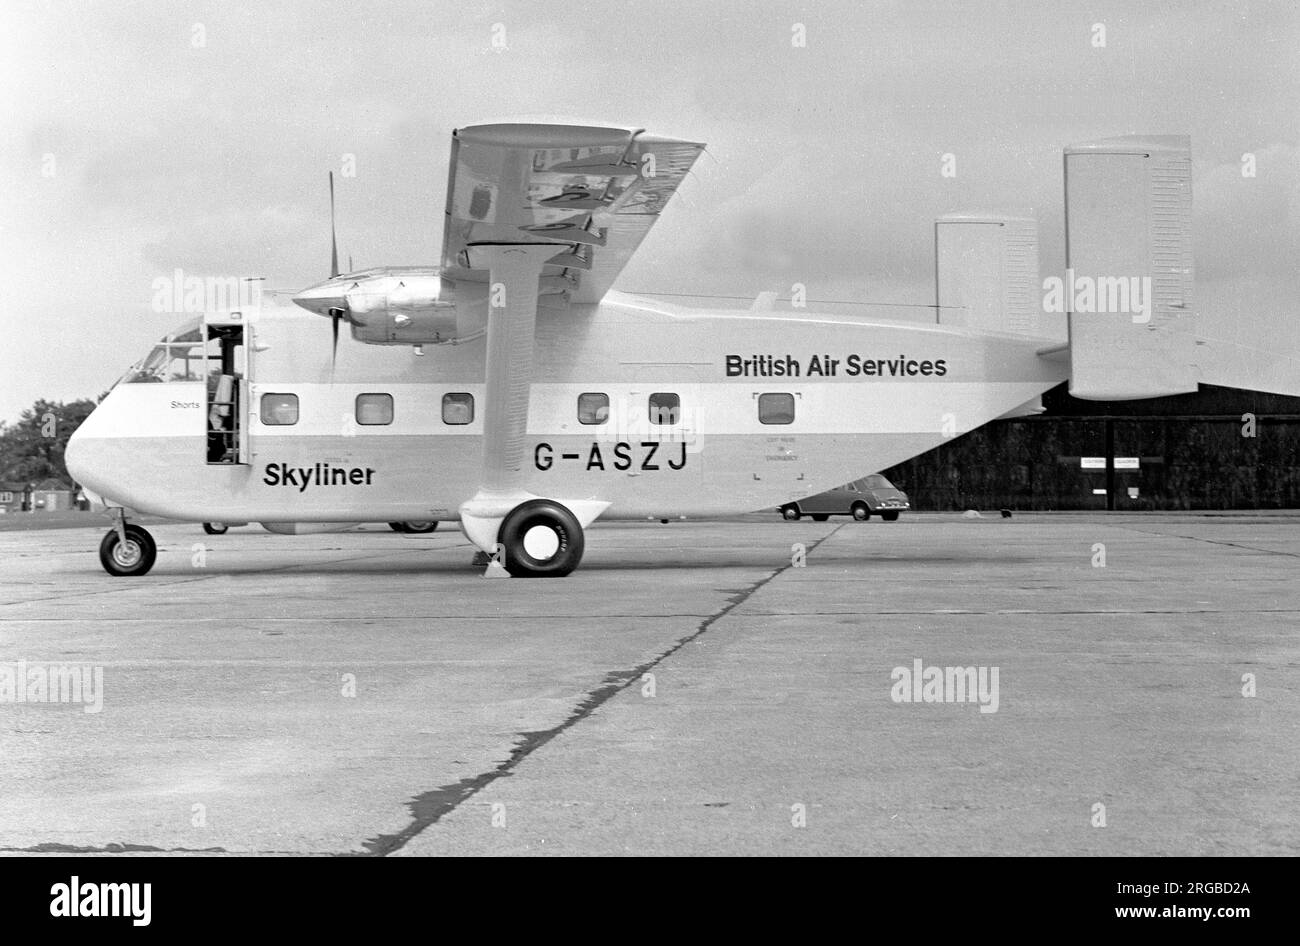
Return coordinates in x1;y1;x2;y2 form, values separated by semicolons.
1195;337;1300;398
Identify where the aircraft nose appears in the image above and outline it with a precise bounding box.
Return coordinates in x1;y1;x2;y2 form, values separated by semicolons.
64;419;91;485
64;402;114;501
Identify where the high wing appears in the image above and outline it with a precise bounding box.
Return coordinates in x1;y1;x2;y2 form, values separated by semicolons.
440;123;705;305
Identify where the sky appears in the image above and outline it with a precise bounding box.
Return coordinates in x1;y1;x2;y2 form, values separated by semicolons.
2;0;1297;423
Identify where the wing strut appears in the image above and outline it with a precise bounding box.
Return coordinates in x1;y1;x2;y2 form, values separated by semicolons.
457;243;609;557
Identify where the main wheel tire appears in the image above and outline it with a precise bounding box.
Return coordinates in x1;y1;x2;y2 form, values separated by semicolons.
881;511;900;522
99;525;157;577
811;514;830;522
400;521;438;534
497;500;584;577
781;506;801;521
852;503;870;522
202;522;228;535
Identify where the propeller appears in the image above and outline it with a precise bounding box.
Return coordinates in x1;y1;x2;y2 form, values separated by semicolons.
329;172;340;278
328;172;341;370
292;173;372;373
330;307;342;369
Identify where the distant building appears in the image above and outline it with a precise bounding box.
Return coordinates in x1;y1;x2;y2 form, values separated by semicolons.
0;479;81;513
881;384;1300;511
28;477;75;511
0;481;32;514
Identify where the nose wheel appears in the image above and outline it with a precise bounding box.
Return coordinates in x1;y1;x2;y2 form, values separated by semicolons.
99;523;157;577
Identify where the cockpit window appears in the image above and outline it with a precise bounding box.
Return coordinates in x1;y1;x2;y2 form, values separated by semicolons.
118;319;204;384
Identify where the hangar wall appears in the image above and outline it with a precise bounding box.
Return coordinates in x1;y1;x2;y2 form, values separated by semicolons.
880;384;1300;511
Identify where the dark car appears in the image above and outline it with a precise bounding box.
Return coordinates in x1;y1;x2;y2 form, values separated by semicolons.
780;474;911;522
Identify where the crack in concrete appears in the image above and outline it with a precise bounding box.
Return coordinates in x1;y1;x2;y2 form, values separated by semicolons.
1109;524;1300;560
356;525;846;857
0;842;231;854
736;607;1300;615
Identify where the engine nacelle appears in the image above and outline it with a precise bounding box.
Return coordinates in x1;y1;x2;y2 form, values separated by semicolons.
346;274;460;345
292;268;489;346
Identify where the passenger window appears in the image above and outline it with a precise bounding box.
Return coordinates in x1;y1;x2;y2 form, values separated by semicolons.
442;392;474;425
649;392;680;425
356;393;393;426
758;392;795;425
260;393;299;426
578;392;609;425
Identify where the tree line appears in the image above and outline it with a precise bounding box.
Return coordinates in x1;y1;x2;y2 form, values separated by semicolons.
0;397;103;487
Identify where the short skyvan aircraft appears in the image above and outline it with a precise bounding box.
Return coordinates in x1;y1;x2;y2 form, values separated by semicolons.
64;124;1296;576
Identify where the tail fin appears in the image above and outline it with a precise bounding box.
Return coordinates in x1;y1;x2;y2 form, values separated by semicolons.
935;214;1039;336
1063;135;1198;400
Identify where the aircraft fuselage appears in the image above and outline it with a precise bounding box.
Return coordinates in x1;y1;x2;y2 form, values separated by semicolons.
67;292;1066;524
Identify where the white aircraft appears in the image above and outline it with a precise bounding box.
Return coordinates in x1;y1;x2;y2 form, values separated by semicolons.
64;124;1295;577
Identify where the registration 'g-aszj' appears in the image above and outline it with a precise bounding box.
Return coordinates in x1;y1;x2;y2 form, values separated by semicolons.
66;123;1294;576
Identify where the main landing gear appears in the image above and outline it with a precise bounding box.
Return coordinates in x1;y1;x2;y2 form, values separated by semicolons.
465;498;589;577
98;510;157;577
388;521;439;534
495;499;584;577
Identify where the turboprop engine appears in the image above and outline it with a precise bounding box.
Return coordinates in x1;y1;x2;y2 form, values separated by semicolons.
342;271;458;345
292;268;489;347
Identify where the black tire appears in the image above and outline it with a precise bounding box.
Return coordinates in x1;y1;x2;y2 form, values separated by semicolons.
400;521;438;534
811;514;830;522
497;500;584;577
388;522;405;532
880;511;900;522
852;503;870;521
99;525;157;577
202;522;228;535
781;505;801;521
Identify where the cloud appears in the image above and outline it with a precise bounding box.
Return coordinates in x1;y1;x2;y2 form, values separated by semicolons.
2;0;1297;421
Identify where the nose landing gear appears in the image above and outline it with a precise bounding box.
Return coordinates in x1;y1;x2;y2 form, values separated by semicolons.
98;510;157;576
